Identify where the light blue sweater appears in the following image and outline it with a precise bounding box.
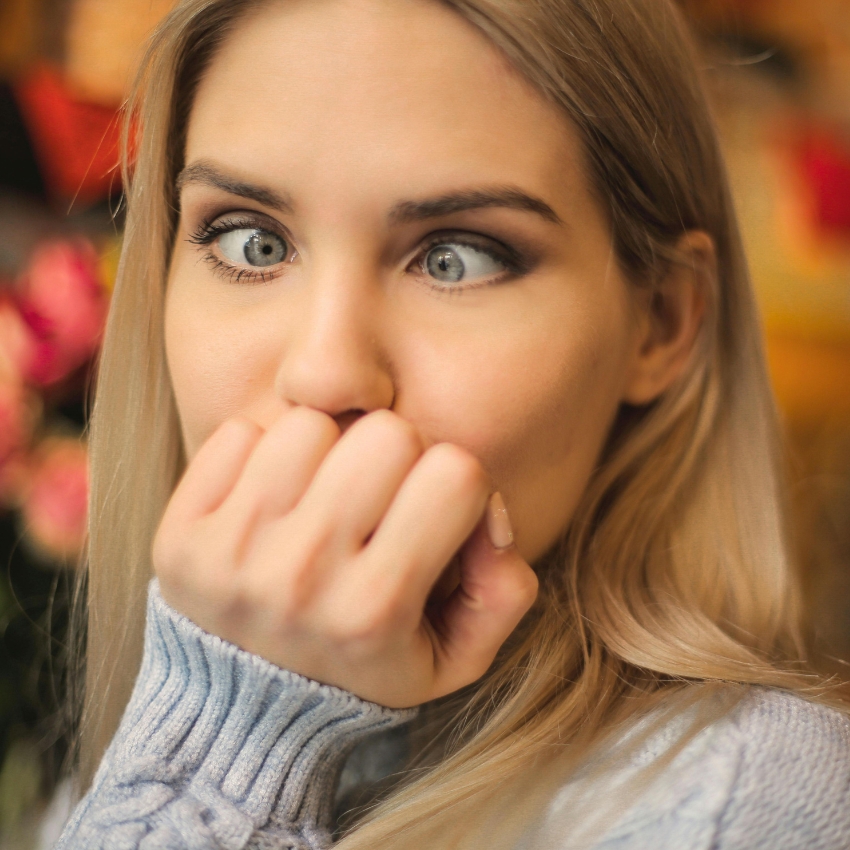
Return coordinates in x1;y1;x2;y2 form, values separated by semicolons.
55;581;850;849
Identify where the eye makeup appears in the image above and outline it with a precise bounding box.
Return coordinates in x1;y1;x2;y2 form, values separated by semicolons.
185;208;537;292
187;212;296;285
411;231;531;294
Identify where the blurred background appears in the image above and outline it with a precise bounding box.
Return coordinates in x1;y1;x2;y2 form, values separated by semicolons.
0;0;848;846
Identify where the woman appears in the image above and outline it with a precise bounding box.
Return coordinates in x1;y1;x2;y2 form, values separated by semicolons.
57;0;850;847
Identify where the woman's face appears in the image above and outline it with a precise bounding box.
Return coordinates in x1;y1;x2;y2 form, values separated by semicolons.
165;0;646;565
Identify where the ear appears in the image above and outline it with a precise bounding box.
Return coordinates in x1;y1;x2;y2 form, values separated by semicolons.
621;231;715;406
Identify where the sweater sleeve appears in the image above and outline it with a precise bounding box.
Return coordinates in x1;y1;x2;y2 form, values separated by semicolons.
54;580;417;850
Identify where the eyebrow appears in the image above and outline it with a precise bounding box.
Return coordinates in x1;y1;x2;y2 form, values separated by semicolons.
176;161;562;226
176;162;294;212
388;188;562;226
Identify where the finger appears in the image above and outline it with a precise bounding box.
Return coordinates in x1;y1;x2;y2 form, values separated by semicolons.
429;519;539;694
221;406;340;524
362;442;490;608
166;417;264;526
296;410;423;547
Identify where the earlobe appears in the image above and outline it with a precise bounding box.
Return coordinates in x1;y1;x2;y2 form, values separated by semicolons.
621;231;714;406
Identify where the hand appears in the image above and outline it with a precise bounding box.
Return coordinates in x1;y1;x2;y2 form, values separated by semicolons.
152;407;539;708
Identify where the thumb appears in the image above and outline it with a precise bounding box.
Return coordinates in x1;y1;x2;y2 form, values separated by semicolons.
432;494;539;692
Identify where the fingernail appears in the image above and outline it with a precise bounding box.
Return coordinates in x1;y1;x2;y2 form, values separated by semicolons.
486;492;514;550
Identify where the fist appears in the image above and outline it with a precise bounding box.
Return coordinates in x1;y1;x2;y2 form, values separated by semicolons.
153;407;539;708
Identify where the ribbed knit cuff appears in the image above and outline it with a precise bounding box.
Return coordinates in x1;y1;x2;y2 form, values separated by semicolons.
60;579;417;850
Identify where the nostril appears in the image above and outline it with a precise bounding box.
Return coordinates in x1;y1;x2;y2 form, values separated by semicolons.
334;409;367;434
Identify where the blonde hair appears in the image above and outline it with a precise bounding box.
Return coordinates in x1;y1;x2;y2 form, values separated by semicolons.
75;0;844;844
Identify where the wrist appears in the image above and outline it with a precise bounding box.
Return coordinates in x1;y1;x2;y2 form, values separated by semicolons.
83;579;418;848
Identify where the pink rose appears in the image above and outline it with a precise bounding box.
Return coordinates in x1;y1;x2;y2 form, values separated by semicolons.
17;240;107;386
21;437;88;562
0;297;37;385
0;299;41;504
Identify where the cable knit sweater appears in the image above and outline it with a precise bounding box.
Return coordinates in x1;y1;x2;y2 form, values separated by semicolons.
55;581;850;849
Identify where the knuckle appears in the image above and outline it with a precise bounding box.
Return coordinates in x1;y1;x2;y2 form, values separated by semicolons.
504;566;540;617
362;410;423;455
385;418;424;460
287;405;340;442
429;443;488;494
518;569;540;608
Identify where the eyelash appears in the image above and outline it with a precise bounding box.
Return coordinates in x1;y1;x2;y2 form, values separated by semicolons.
187;215;289;285
417;234;527;294
186;213;529;291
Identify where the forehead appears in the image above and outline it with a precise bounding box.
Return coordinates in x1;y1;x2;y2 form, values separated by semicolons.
185;0;588;211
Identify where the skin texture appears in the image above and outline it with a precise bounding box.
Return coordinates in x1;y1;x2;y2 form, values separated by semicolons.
156;0;707;707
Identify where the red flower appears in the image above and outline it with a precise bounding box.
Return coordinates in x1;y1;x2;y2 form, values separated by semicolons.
0;300;41;491
795;128;850;239
17;240;107;386
13;64;122;205
0;297;37;385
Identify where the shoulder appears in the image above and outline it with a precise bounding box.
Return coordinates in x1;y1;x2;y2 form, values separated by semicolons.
556;687;850;850
713;688;850;849
730;685;850;745
727;687;850;777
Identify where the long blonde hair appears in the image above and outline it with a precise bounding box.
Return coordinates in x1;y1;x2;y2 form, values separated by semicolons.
76;0;842;844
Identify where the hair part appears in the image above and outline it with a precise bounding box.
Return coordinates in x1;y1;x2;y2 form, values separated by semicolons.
73;0;843;844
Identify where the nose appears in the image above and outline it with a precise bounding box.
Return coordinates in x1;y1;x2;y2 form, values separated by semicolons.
273;274;395;429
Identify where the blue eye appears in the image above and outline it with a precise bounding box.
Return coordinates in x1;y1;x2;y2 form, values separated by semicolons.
218;228;287;267
425;243;506;283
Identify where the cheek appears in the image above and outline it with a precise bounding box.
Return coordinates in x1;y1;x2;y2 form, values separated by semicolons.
164;281;280;458
397;312;629;562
